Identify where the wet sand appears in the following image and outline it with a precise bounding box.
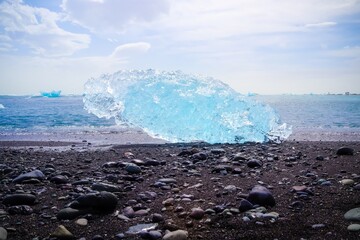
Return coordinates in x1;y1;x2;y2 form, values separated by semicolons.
0;140;359;240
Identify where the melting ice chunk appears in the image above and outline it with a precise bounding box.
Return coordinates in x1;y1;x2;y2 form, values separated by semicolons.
40;90;61;98
83;69;291;143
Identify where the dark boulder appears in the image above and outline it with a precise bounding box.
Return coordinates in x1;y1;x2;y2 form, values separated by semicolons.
247;185;275;207
336;147;354;156
3;194;36;206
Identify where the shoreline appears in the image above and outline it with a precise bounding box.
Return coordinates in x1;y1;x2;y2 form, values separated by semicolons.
0;140;359;239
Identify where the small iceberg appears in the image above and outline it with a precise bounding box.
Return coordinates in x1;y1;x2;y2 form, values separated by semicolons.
0;103;4;109
40;90;61;98
84;69;292;143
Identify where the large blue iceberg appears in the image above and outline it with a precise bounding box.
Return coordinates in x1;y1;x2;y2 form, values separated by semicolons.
83;70;291;143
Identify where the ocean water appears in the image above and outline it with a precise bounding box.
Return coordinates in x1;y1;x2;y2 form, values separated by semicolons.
0;94;359;143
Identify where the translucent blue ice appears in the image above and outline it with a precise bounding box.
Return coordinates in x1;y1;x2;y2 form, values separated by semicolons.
40;90;61;98
83;69;291;143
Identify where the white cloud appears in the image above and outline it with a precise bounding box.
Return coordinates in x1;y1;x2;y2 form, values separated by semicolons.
326;46;360;58
0;0;90;57
61;0;169;33
110;42;151;59
305;22;337;28
152;0;360;42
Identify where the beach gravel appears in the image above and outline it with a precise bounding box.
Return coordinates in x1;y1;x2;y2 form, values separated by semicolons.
0;141;359;239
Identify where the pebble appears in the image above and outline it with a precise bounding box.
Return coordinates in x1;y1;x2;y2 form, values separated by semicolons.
8;205;33;215
70;191;118;211
126;223;158;234
50;175;69;184
125;163;142;174
163;230;188;240
312;224;325;229
50;225;74;239
158;178;177;184
224;185;237;193
152;213;164;222
247;185;276;207
162;198;174;206
339;179;354;186
347;224;360;232
75;218;88;226
148;230;162;239
115;233;125;239
92;182;121;192
0;227;7;240
247;159;262;168
123;206;135;218
92;235;104;240
189;207;205;220
344;208;360;221
12;169;45;183
57;208;87;220
3;194;36;206
336;147;354;156
239;199;253;212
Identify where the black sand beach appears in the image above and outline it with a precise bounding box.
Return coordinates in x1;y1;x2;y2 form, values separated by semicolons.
0;140;359;240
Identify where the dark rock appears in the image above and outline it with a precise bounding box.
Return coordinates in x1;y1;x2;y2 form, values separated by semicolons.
92;235;104;240
144;159;160;166
70;191;118;211
92;182;121;192
57;208;87;220
247;159;262;168
148;230;162;239
232;153;247;161
336;147;354;156
12;170;45;183
3;194;36;206
189;207;204;220
158;178;177;184
212;165;233;173
239;199;253;212
152;213;164;222
8;205;33;215
123;206;135;218
247;185;275;207
50;175;69;184
192;152;208;161
211;148;226;155
125;163;142;174
102;162;120;168
316;156;324;161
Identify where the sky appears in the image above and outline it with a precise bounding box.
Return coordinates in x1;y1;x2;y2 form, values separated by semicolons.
0;0;359;95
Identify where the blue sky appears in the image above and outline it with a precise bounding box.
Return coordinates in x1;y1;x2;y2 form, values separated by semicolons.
0;0;359;95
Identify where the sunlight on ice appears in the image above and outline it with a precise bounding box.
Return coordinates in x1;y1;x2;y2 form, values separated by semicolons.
83;69;292;143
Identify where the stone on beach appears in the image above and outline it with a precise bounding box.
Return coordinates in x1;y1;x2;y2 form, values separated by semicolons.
336;147;354;155
50;225;74;239
92;182;121;192
189;207;205;220
0;227;7;240
347;224;360;232
72;191;118;211
2;194;36;206
247;185;276;207
12;169;45;183
344;208;360;221
57;208;87;220
125;163;142;174
163;230;188;240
